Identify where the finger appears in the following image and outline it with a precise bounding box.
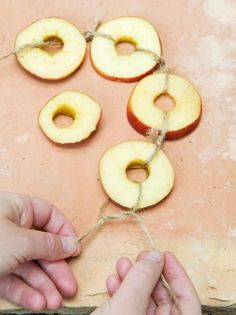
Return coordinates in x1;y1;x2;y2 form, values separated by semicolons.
152;280;173;315
116;257;133;280
106;257;132;296
39;260;78;297
28;195;79;237
112;251;164;313
20;228;79;261
163;252;202;315
0;274;46;311
2;192;80;238
14;261;62;310
146;297;157;315
106;274;121;297
28;197;81;257
152;278;172;305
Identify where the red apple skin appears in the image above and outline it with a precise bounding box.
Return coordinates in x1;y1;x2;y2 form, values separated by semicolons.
89;48;161;83
127;99;202;140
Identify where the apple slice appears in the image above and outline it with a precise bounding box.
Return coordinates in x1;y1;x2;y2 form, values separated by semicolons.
99;141;174;209
128;73;202;140
39;91;102;144
90;17;162;82
15;17;86;80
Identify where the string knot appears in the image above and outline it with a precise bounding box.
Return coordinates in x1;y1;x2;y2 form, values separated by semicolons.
83;30;94;42
158;56;166;68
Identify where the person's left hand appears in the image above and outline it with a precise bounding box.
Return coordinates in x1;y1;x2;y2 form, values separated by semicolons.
0;192;81;311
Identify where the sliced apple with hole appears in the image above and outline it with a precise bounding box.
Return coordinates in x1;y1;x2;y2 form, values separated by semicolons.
99;141;174;209
90;16;162;82
127;73;202;139
15;17;86;80
39;91;102;144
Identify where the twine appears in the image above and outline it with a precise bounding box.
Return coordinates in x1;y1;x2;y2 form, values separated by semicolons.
0;37;63;61
83;29;166;67
76;183;155;248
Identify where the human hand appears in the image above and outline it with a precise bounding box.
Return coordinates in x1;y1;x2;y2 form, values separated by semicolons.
92;250;202;315
0;192;81;311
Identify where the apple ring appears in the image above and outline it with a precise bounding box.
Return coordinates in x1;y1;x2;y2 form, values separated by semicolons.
15;17;86;80
39;91;102;144
90;17;161;82
99;141;174;209
127;73;202;140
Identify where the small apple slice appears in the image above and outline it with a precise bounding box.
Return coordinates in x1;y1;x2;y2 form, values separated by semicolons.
128;73;202;139
99;141;174;209
90;17;162;82
39;91;101;144
15;17;86;80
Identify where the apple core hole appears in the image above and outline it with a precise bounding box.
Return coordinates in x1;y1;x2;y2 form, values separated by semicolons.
154;94;175;112
53;106;75;128
116;39;136;55
126;163;149;182
42;36;64;54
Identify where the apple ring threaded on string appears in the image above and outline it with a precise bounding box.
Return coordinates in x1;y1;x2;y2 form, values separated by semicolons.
15;17;86;80
99;141;174;209
90;17;162;82
128;73;202;140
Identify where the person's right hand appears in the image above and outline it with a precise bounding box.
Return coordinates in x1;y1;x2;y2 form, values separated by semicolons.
92;250;202;315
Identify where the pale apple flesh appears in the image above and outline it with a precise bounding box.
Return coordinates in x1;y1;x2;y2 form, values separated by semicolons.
39;91;102;144
90;17;162;82
99;141;174;209
127;73;202;140
15;17;86;80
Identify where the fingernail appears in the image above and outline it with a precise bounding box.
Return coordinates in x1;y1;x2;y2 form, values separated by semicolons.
61;236;77;253
145;251;162;263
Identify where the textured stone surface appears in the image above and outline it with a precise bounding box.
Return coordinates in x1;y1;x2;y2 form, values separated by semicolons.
0;0;235;312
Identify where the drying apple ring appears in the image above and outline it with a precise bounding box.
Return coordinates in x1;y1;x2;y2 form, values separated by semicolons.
15;17;86;80
127;73;202;140
39;91;102;144
99;141;174;209
90;17;162;82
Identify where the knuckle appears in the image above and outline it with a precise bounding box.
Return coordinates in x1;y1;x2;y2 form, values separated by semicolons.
21;234;34;259
43;233;62;256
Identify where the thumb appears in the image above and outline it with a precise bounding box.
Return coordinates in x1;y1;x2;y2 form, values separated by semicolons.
112;251;164;313
20;229;79;261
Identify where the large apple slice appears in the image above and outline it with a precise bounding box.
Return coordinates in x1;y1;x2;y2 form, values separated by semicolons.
128;73;202;139
39;91;102;144
99;141;174;209
90;17;162;82
15;17;86;80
